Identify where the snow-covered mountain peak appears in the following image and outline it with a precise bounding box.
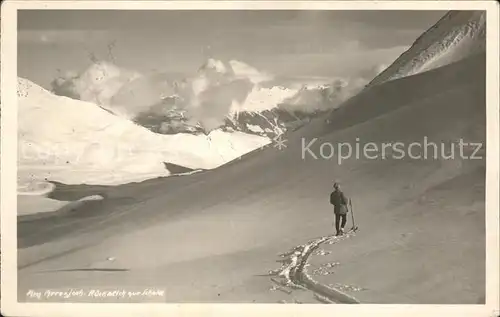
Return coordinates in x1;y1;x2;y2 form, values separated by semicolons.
368;10;486;86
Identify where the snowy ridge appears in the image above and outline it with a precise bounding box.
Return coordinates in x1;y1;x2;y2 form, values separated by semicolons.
368;11;485;86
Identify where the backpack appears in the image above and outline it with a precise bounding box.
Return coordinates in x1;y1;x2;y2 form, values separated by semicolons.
330;190;347;206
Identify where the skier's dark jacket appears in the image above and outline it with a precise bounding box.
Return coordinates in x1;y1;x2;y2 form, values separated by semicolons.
330;189;348;215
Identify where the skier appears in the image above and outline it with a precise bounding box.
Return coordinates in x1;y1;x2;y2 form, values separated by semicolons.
330;182;349;236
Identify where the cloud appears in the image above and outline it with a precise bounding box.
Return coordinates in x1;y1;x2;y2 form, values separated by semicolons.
276;77;365;114
189;77;254;131
50;61;143;118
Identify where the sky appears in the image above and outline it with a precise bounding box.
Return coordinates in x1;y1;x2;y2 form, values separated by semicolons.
18;10;447;88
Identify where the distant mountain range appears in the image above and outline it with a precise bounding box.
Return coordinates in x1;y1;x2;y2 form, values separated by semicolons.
50;58;356;139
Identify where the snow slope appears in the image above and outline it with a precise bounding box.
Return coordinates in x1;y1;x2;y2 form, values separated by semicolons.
18;77;269;187
368;10;485;86
19;53;486;304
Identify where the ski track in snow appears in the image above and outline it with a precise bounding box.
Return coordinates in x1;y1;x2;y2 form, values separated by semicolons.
269;229;361;304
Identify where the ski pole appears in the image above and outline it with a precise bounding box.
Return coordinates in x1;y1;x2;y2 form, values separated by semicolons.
349;198;358;231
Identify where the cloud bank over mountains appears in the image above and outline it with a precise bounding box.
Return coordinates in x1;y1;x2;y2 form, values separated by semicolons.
50;58;386;133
